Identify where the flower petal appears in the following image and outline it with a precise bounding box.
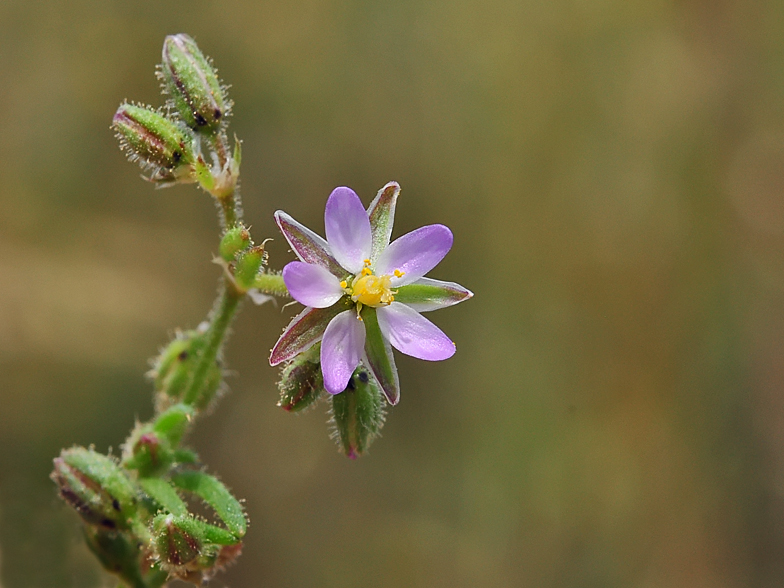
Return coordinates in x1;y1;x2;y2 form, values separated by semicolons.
360;306;400;405
374;224;453;286
275;211;345;278
393;277;473;312
269;301;351;366
324;187;372;274
321;310;366;394
376;302;455;361
366;181;400;264
282;262;345;308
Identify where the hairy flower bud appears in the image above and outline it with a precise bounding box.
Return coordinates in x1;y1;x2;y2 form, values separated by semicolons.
278;345;323;412
219;225;251;262
151;330;222;411
112;104;195;183
151;514;238;581
160;34;229;133
330;366;386;458
51;447;138;530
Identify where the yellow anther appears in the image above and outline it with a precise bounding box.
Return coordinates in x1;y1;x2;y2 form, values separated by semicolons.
351;274;394;307
393;269;405;278
363;258;371;266
340;280;348;289
361;267;372;276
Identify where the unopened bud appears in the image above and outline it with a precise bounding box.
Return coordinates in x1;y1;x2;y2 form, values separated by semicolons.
330;366;386;458
234;245;266;290
51;447;138;530
160;34;229;133
151;330;221;411
112;104;195;181
219;225;251;262
278;345;323;412
151;514;238;580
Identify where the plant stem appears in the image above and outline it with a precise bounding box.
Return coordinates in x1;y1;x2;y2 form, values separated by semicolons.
182;279;242;407
253;273;289;297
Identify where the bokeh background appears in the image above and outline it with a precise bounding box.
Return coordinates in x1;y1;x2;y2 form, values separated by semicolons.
2;0;784;586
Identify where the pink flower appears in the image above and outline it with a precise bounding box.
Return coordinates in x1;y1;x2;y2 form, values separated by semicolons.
269;183;472;405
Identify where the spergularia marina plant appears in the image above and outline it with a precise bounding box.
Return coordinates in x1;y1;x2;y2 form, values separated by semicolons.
51;34;472;587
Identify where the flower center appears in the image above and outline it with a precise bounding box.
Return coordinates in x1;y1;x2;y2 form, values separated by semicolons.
352;273;394;307
339;259;404;312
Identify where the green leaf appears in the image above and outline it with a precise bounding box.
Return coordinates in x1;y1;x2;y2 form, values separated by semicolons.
171;471;246;538
138;478;187;517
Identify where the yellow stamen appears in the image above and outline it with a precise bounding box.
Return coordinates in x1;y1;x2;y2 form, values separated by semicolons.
363;258;371;266
351;273;395;307
361;267;372;276
393;269;405;278
340;280;348;288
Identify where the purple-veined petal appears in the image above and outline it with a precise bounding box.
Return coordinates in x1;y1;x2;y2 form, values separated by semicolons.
274;211;345;277
393;277;473;312
321;310;366;394
324;187;372;274
282;262;345;308
366;181;400;264
269;302;351;366
375;224;453;286
376;302;455;361
360;306;401;405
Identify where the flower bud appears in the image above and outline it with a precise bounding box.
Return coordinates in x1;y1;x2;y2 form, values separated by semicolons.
112;103;195;181
219;225;251;262
83;526;151;587
234;245;267;291
278;346;323;412
330;366;386;458
151;330;222;411
51;447;138;530
151;514;238;581
160;34;229;133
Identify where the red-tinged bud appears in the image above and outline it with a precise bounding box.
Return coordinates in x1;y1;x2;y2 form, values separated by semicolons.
278;345;323;412
329;366;386;458
112;103;195;185
160;34;229;133
51;447;138;531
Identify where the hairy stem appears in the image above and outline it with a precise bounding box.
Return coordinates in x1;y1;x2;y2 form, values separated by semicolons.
182;279;243;407
253;273;289;297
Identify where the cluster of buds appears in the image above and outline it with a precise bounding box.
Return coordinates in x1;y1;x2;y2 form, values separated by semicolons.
112;34;239;199
55;35;250;588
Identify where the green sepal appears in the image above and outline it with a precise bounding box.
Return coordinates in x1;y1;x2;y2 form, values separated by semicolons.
234;245;267;290
278;344;323;412
330;366;386;458
153;403;195;446
219;225;251;262
112;103;195;176
51;447;139;531
171;470;246;538
367;181;400;263
393;278;473;312
360;306;400;405
138;478;188;517
160;34;228;133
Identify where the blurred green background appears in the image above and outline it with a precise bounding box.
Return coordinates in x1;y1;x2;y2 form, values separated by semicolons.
2;0;784;586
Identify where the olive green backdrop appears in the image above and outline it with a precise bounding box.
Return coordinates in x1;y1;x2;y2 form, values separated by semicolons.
2;0;784;586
